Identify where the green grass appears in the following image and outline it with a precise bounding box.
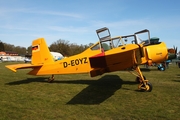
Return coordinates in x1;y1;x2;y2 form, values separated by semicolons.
0;62;180;120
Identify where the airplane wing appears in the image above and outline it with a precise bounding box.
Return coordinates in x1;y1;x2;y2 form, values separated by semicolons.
6;64;43;72
89;50;136;77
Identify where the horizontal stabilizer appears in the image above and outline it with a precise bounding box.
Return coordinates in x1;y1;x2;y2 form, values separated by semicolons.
6;64;42;72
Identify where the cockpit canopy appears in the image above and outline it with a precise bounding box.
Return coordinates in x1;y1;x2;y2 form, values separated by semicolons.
94;27;157;52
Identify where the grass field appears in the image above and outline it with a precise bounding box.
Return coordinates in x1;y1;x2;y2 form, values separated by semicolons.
0;62;180;120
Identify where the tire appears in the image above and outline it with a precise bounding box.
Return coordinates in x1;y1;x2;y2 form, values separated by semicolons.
160;67;165;71
140;82;153;92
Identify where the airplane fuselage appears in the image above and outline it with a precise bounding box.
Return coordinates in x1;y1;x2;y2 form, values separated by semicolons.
28;41;168;77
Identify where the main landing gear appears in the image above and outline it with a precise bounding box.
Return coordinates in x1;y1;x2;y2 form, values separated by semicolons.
48;74;55;83
129;65;153;92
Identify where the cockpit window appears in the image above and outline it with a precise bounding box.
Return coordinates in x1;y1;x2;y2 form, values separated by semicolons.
91;43;100;50
111;37;124;48
134;29;150;45
102;41;111;51
94;27;151;52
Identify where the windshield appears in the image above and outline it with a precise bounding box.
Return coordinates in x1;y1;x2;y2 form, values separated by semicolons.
94;27;151;52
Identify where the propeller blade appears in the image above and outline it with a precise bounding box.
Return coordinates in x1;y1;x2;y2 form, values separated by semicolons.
168;46;178;60
175;47;177;54
173;45;177;53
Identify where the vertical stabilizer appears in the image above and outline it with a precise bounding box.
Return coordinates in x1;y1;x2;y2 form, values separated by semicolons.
31;38;54;65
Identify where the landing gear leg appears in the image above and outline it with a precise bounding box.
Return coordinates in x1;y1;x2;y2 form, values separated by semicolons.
135;66;152;92
48;74;55;83
129;66;152;92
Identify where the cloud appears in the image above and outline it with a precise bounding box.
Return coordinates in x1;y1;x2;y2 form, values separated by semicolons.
48;26;89;33
0;7;82;19
31;11;82;18
0;25;31;31
90;16;180;34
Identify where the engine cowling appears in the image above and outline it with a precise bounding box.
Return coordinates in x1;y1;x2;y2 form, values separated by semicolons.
145;42;168;63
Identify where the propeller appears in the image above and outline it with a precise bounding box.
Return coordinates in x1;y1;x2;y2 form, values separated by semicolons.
168;46;178;60
174;45;178;55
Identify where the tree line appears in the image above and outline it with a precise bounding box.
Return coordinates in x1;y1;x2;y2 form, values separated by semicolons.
0;39;93;56
0;40;27;55
1;39;179;58
49;39;93;56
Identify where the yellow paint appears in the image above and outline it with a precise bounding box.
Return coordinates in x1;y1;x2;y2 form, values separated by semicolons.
144;42;168;63
6;36;168;77
31;38;54;65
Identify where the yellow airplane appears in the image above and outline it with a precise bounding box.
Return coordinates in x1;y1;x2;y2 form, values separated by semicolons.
6;27;169;92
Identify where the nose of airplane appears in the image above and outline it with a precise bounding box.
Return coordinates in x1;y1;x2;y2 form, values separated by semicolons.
145;42;168;63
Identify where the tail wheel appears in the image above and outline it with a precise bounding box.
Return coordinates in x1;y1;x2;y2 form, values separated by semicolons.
48;78;54;83
48;75;55;83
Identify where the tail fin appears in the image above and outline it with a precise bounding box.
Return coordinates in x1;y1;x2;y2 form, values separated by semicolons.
31;38;54;65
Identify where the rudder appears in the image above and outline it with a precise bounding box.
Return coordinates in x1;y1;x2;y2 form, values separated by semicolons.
31;38;54;65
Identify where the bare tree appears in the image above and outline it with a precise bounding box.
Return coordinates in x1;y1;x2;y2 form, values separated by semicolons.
0;41;5;51
49;39;89;56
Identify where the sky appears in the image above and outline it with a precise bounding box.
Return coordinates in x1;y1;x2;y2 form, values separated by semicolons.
0;0;180;50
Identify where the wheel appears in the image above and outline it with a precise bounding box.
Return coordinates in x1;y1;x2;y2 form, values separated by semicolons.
157;64;165;71
160;67;165;71
48;75;55;83
136;76;146;83
140;82;153;92
48;78;54;83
